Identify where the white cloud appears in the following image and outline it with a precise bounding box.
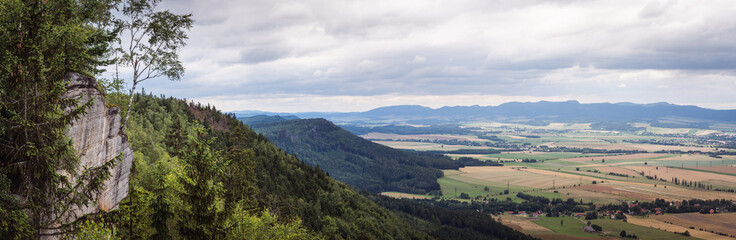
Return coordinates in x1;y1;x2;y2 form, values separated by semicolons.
407;55;427;63
619;83;627;88
138;0;736;112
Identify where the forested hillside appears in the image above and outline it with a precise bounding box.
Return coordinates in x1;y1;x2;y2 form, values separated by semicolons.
103;93;534;240
0;2;533;238
107;93;429;239
247;118;498;194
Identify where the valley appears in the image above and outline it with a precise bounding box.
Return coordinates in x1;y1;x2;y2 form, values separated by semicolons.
356;120;736;239
6;1;736;239
239;103;736;240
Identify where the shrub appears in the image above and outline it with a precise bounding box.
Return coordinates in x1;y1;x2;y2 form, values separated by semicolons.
591;224;602;232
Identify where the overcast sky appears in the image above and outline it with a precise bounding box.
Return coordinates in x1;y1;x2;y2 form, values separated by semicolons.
127;0;736;112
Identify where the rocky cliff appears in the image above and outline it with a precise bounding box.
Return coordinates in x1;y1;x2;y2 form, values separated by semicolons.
61;72;133;221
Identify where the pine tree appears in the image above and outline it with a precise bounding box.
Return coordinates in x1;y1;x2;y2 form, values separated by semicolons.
223;125;258;214
149;164;173;240
0;0;118;238
164;120;187;158
178;123;225;239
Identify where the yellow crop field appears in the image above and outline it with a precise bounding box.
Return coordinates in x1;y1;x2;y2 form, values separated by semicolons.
371;141;496;151
625;166;736;187
361;132;487;142
653;213;736;237
626;215;732;240
447;166;589;189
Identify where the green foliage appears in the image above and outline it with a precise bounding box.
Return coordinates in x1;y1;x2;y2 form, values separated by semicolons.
116;0;194;133
227;208;322;240
584;211;598;220
0;0;119;237
70;219;120;240
99;77;126;94
222;125;258;213
108;94;422;239
0;173;33;239
149;164;175;240
459;193;470;199
114;186;154;240
251;119;463;194
590;224;602;232
371;195;537;240
108;95;190;240
165;120;188;158
177;123;226;239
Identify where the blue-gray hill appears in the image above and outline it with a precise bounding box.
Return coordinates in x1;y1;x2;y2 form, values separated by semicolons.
275;101;736;125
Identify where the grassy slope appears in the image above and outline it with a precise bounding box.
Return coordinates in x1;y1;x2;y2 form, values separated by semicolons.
530;216;702;240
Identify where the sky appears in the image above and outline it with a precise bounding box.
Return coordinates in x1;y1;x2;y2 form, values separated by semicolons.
123;0;736;113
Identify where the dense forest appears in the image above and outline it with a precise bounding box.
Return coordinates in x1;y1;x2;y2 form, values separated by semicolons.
95;93;539;239
248;118;500;194
105;93;429;239
371;196;537;240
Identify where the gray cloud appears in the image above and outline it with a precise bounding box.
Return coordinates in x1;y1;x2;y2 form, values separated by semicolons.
136;0;736;112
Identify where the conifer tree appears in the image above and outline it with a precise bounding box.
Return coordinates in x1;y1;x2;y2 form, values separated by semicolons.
178;123;225;239
164;120;187;158
0;0;118;238
223;125;258;214
149;163;174;240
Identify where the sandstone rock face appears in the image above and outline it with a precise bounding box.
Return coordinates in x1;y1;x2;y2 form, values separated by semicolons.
62;72;133;219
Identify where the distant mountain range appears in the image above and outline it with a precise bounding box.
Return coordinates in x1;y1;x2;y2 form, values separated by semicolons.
233;100;736;125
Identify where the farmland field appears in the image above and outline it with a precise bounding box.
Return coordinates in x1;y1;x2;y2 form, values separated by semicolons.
624;165;736;188
492;214;551;233
480;152;606;161
443;166;587;190
652;212;736;237
497;215;706;240
368;120;736;239
693;166;736;175
589;218;706;240
371;140;496;151
380;192;433;199
543;141;717;152
526;216;595;239
625;215;730;240
360;132;487;142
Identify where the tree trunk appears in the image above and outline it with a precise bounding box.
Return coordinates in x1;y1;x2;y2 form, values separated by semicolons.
122;83;137;133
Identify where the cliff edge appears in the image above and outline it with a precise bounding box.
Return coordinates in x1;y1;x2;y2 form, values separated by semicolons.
62;72;133;218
